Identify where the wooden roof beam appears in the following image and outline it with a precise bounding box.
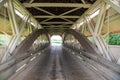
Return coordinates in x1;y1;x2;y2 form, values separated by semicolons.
23;3;91;8
40;22;73;24
34;16;80;18
43;26;70;28
46;28;68;29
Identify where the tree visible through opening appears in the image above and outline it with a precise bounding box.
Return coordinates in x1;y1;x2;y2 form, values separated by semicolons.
50;35;62;46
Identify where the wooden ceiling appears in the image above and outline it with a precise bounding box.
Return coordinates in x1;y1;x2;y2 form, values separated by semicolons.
19;0;96;35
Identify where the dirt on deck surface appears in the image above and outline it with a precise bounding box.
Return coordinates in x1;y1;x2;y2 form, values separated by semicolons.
9;45;102;80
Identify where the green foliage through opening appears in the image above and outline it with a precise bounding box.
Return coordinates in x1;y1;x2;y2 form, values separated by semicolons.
104;34;120;45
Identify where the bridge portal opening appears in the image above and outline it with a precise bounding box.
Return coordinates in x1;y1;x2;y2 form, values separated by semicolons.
50;35;62;46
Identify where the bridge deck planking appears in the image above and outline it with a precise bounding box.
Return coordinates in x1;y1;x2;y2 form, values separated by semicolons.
9;45;102;80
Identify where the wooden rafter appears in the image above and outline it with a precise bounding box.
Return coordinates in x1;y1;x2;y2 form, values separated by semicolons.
23;3;91;8
40;22;73;24
34;16;80;18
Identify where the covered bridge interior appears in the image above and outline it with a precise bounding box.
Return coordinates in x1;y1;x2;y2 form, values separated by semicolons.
0;0;120;80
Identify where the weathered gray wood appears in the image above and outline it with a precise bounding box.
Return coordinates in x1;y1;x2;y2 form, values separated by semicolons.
12;29;49;56
63;29;120;74
64;29;100;55
81;55;120;80
0;29;49;77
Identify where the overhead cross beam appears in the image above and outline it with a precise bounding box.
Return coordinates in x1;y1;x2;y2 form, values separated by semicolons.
43;26;70;28
46;28;69;29
33;7;81;24
23;2;91;27
34;7;55;16
33;7;81;23
23;3;91;8
34;16;80;18
59;7;81;16
40;22;73;24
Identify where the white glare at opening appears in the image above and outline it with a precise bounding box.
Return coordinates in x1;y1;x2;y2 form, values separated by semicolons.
51;35;62;46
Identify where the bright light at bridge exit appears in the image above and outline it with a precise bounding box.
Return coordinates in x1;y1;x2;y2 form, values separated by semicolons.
51;35;62;46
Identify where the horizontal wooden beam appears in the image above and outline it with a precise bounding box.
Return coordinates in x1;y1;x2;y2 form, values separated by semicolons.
43;26;70;27
23;3;91;8
46;28;69;29
34;16;80;18
40;22;73;24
